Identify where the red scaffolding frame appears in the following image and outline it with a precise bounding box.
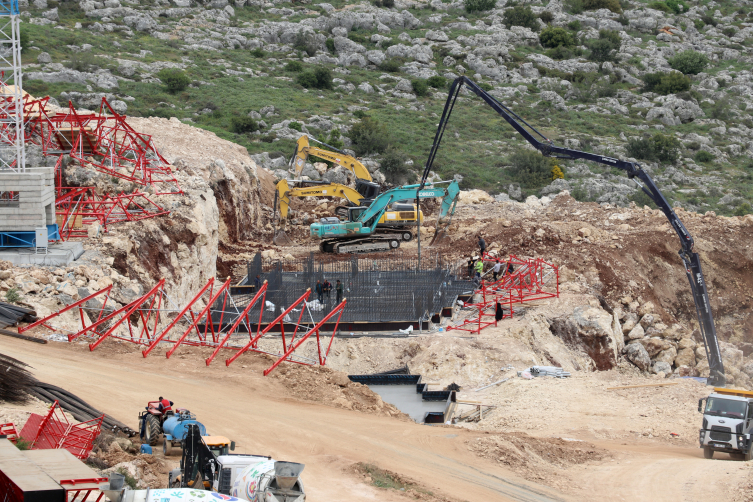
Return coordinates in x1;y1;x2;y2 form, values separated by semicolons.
448;255;559;334
18;401;103;460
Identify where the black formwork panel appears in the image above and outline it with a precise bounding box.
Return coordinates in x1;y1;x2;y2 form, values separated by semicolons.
212;252;472;327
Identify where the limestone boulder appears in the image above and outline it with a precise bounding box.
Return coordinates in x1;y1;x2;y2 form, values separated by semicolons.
549;306;621;370
625;342;651;372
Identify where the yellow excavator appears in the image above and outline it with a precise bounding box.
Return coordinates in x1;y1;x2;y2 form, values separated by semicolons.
273;135;422;245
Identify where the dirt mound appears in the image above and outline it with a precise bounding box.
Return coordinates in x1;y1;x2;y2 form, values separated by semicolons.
350;462;467;502
468;432;608;483
269;363;409;419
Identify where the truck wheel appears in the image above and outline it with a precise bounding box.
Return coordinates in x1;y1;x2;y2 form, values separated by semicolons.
164;440;172;456
703;446;714;459
145;414;161;447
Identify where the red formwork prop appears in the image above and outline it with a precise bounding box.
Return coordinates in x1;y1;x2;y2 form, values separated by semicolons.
18;401;103;460
18;285;114;334
60;478;107;502
206;281;268;366
225;288;312;368
448;255;559;334
0;423;18;442
263;298;347;376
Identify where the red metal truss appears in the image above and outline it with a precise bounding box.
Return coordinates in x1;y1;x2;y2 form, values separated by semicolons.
55;187;170;240
225;288;311;367
206;280;268;366
18;401;103;460
21;279;347;375
263;298;347;376
448;255;559;334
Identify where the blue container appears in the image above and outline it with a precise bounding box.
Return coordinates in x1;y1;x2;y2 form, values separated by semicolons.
162;410;206;443
140;444;152;454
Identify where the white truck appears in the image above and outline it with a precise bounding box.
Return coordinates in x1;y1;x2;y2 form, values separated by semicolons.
698;387;753;460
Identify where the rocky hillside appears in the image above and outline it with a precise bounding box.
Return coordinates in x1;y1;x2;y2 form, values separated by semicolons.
18;0;753;215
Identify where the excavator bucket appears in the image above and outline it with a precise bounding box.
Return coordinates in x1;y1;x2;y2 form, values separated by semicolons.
273;229;294;246
429;227;449;247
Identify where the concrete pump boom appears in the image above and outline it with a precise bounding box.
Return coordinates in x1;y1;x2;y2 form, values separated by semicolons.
421;76;725;386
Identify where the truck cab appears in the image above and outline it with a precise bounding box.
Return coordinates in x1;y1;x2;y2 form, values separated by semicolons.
699;387;753;460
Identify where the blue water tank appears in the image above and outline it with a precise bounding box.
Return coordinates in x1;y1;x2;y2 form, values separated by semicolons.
162;410;206;441
140;444;152;454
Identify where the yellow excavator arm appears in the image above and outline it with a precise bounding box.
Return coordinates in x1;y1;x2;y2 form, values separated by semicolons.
277;179;364;219
291;135;372;182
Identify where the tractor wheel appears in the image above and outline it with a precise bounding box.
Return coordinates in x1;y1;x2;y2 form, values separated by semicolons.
145;414;161;446
703;446;714;459
164;439;173;456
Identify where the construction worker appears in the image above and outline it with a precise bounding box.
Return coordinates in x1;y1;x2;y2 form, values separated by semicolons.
492;259;502;281
477;235;486;257
157;396;173;414
336;280;343;304
467;256;475;280
323;279;332;301
474;257;483;279
315;280;323;303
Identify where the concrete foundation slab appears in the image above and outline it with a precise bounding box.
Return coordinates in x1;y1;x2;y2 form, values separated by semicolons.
366;384;448;423
0;242;85;266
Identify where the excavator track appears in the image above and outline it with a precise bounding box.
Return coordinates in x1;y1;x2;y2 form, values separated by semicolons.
321;237;401;254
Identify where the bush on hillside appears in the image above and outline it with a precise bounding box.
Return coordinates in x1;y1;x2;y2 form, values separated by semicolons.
296;67;333;90
626;133;681;163
583;0;621;13
508;149;555;188
694;150;714;163
349;117;390;156
285;61;303;72
325;38;335;53
540;26;576;48
427;75;446;88
503;5;539;31
464;0;495;13
230;117;259;134
380;148;408;183
539;11;554;24
642;71;691;95
157;69;190;93
412;79;429;96
668;50;709;75
379;58;402;72
587;30;620;62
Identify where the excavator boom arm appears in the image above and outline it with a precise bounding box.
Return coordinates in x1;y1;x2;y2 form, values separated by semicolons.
357;182;459;233
291;135;372;181
422;76;725;386
276;179;364;219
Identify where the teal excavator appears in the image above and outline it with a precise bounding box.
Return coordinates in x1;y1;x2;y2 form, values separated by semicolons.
309;180;459;254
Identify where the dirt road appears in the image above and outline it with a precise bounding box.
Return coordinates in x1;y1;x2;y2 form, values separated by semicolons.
2;337;749;501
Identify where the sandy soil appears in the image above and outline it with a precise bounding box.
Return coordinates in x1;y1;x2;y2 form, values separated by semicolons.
2;335;750;502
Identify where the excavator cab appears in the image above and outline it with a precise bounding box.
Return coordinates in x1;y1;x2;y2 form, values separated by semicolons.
356;179;380;199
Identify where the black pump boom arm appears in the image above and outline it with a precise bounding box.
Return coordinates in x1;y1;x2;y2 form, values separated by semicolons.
422;76;725;386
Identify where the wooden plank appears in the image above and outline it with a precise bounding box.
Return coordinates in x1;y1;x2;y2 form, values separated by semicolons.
606;382;679;390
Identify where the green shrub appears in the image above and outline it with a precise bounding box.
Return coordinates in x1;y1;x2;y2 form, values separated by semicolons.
539;10;554;23
325;38;335;53
285;61;303;72
296;67;333;89
349;117;391;156
250;48;265;58
617;14;629;25
14;438;32;450
694;150;714;163
503;5;539;31
546;45;583;60
564;0;583;14
723;27;737;37
642;71;691;95
411;79;429;97
353;110;368;119
464;0;496;13
668;50;709;75
374;0;395;7
540;27;576;48
378;58;402;72
693;18;705;30
5;288;20;304
587;30;620;62
293;32;318;57
626;133;681;163
665;0;688;13
65;52;107;72
583;0;621;13
701;14;717;27
648;1;671;12
427;75;446;88
734;202;751;216
507;149;554;189
567;20;581;31
288;121;302;131
709;98;731;121
380;148;408;183
157;69;190;93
